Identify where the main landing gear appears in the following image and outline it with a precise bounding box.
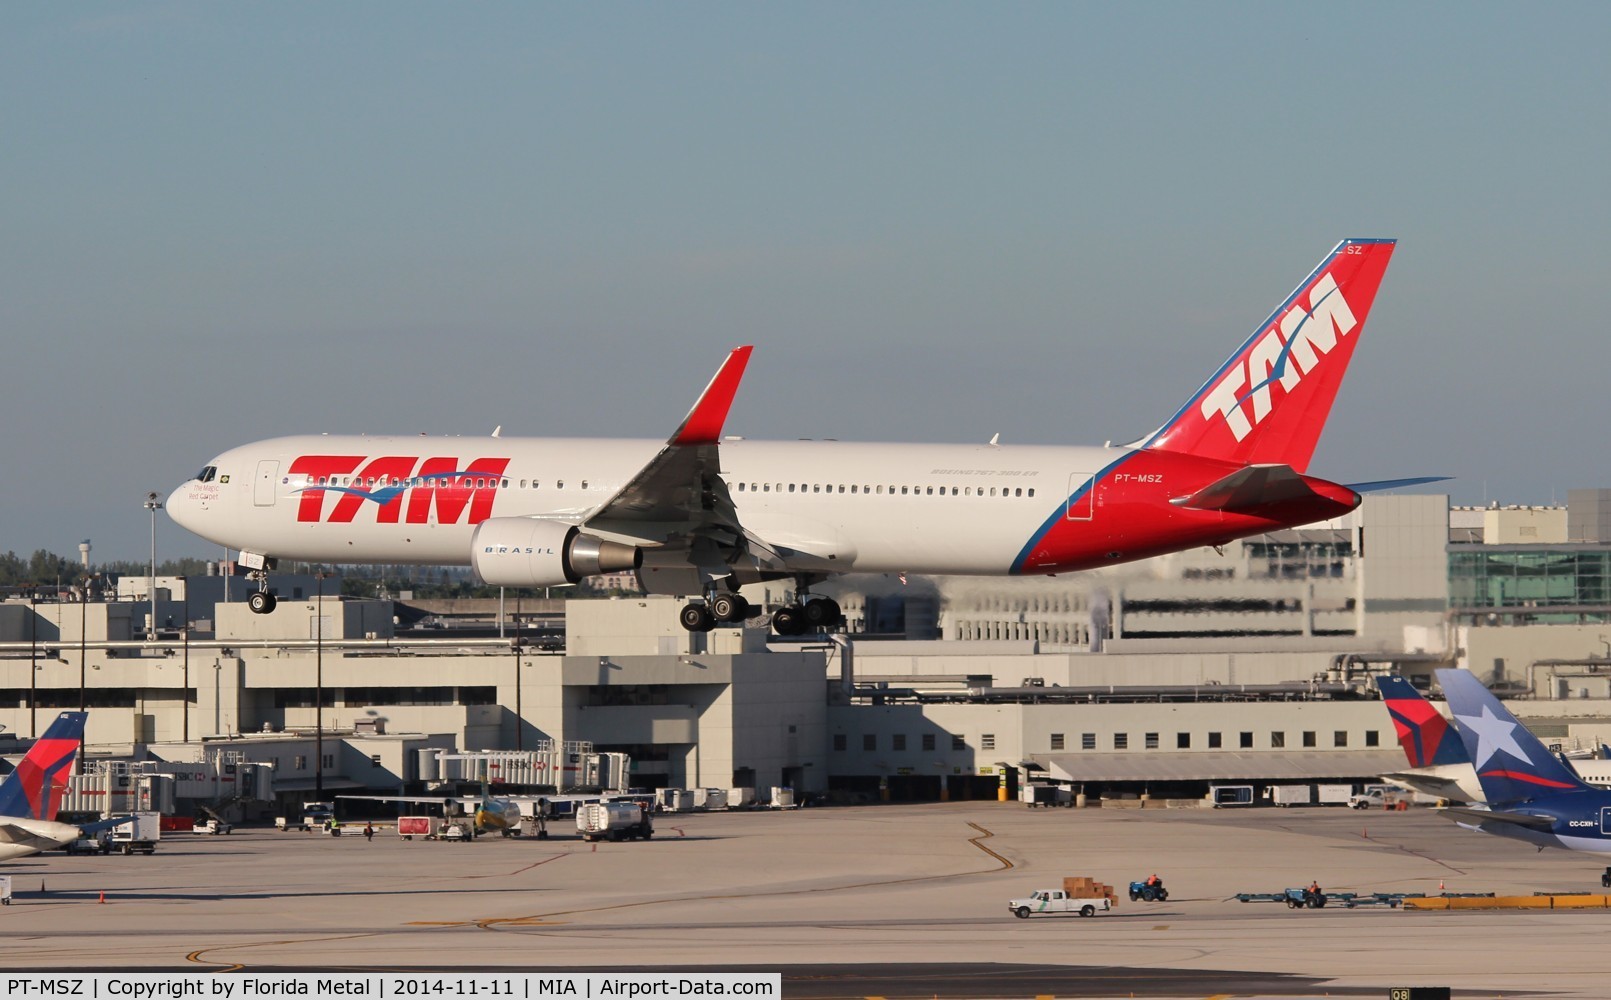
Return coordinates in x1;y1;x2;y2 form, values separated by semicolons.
678;592;753;633
676;584;845;636
770;596;843;636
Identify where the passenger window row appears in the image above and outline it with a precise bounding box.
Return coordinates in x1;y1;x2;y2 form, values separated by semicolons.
733;482;1036;498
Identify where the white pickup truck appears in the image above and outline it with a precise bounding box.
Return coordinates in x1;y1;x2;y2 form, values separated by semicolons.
1348;785;1411;810
1007;889;1113;919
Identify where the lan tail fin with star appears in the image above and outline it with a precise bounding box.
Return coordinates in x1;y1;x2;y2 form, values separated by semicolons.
1436;668;1590;805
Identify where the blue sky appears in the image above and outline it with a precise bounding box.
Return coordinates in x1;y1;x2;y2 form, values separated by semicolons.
4;3;1608;561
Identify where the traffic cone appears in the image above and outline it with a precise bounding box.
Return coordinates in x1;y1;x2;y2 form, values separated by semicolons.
1439;879;1445;890
98;891;105;904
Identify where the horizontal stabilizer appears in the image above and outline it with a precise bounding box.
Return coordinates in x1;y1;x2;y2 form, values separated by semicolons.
1345;476;1452;493
1439;806;1555;831
79;815;136;836
1169;464;1356;515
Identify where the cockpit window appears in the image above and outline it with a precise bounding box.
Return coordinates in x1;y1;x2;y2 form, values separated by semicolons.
195;466;218;483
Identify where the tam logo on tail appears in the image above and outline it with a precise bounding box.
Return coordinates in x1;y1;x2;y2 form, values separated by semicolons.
1146;239;1395;473
1199;271;1357;442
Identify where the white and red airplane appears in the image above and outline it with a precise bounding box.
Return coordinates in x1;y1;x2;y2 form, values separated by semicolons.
169;239;1427;634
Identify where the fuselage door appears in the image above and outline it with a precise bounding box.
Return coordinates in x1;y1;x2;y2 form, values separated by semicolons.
1599;805;1611;836
1066;472;1095;521
254;460;280;507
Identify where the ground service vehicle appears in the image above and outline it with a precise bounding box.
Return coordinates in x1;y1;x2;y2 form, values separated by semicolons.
577;802;653;842
1129;879;1169;902
196;819;232;835
1008;890;1112;919
1009;876;1116;918
1348;785;1410;810
1021;784;1073;807
110;811;161;855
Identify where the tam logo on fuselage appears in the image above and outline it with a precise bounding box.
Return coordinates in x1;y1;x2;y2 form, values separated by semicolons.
287;455;511;525
1198;272;1358;442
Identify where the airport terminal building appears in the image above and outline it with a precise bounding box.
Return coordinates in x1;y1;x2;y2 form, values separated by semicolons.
7;490;1611;812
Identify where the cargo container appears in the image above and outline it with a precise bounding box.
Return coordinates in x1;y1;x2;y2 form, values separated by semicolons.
397;816;432;839
576;802;653;842
1271;785;1313;807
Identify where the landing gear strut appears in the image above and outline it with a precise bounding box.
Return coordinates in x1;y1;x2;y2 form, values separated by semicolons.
246;569;277;615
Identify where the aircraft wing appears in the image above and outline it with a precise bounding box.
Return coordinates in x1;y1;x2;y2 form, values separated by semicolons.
1438;806;1556;831
338;795;470;808
581;346;752;545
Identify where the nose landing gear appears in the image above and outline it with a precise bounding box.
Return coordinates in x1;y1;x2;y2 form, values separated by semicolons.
244;565;277;615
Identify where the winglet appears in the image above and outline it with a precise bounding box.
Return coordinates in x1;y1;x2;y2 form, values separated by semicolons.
670;346;753;446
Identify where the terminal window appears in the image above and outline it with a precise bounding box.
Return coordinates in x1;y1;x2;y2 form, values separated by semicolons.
1144;732;1159;749
982;734;996;751
1303;731;1317;748
1271;731;1285;748
863;734;876;751
952;735;966;751
893;734;907;751
1081;733;1096;750
922;734;936;751
1240;732;1253;749
1051;733;1065;751
1176;732;1190;749
1366;730;1380;747
1208;732;1222;749
1334;731;1349;747
1114;733;1129;750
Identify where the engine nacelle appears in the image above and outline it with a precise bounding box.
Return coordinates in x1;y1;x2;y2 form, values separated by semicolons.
471;518;641;587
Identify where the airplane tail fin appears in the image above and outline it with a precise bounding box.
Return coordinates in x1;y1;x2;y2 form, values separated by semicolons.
0;711;86;821
1435;668;1590;804
1142;239;1396;473
1375;675;1468;768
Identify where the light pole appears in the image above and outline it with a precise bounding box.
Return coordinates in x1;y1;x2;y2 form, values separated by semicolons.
181;578;190;743
27;594;37;738
144;492;162;641
315;572;327;802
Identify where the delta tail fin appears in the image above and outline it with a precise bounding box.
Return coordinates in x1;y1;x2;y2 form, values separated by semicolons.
1375;675;1468;768
1435;668;1589;805
0;711;85;821
1142;239;1396;473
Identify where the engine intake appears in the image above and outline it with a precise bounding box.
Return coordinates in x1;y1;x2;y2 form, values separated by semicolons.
471;518;641;587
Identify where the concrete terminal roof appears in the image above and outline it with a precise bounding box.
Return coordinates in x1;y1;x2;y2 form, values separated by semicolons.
1039;750;1403;783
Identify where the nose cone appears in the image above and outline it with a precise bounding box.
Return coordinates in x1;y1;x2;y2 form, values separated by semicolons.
166;483;198;533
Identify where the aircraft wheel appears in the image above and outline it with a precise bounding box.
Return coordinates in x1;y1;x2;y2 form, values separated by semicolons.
803;597;842;628
710;593;750;623
248;591;277;615
771;606;805;636
678;603;715;632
